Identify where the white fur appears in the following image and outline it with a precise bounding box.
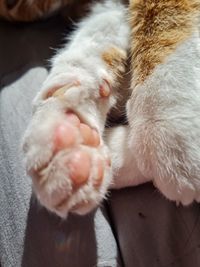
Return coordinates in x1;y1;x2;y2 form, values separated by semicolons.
125;29;200;205
105;126;151;188
22;0;130;217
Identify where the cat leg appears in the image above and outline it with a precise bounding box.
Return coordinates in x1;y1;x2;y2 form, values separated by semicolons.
104;126;151;189
128;0;200;205
22;0;130;218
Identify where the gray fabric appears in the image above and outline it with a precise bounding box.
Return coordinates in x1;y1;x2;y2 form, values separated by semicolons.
0;18;121;267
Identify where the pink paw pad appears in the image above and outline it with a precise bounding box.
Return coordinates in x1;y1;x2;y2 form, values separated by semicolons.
53;112;105;189
99;80;111;98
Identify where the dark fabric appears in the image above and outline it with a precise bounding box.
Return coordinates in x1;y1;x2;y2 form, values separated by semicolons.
108;184;200;267
0;15;67;88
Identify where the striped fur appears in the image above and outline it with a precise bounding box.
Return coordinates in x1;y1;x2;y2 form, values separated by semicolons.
0;0;92;21
129;0;200;86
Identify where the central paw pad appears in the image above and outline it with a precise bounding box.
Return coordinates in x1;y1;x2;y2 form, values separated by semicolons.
53;113;103;187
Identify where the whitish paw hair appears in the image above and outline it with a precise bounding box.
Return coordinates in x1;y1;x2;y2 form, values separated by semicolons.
22;0;129;218
22;82;112;218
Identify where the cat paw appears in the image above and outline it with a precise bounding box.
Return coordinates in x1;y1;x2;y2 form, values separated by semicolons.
22;81;112;218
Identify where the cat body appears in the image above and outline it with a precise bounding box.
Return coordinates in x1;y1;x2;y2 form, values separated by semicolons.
5;0;200;217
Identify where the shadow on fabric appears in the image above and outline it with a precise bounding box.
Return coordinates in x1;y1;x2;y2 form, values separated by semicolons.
22;196;98;267
0;15;69;89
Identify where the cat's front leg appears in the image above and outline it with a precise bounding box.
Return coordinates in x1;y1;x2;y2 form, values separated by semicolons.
22;1;130;218
128;0;200;205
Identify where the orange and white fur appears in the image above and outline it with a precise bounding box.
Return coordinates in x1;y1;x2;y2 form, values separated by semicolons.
21;0;200;218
